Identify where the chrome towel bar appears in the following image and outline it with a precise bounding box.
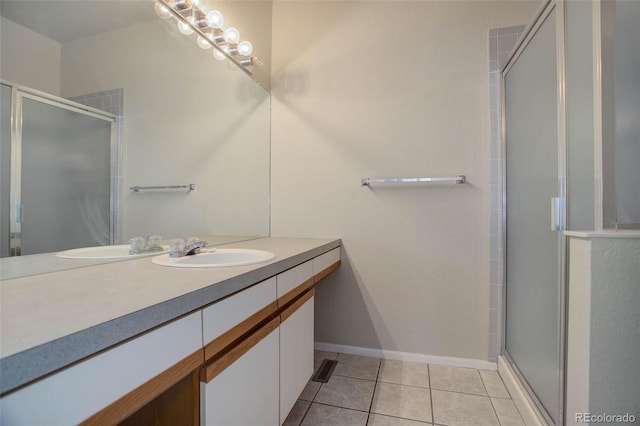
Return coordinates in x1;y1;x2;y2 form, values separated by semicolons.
361;175;466;186
130;184;195;192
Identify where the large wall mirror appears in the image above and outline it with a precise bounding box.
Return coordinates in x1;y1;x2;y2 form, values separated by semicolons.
0;1;271;279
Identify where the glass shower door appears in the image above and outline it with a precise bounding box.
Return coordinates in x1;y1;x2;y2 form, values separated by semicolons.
504;4;563;423
0;84;11;257
17;94;113;255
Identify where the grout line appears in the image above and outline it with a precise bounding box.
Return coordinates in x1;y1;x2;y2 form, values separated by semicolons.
296;400;312;426
333;373;377;382
481;373;503;426
430;387;491;398
376;379;430;389
428;364;435;425
367;356;382;414
309;401;370;413
489;397;503;426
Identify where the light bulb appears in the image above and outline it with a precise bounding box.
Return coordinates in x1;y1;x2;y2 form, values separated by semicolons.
154;2;173;19
213;48;226;61
206;10;224;28
197;35;211;49
237;41;253;56
178;18;194;35
224;27;240;44
172;0;192;11
191;0;203;8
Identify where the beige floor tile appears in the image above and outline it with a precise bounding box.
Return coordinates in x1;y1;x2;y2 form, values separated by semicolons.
314;375;376;411
491;398;525;426
333;354;381;380
479;370;510;398
300;380;322;401
367;413;431;425
314;351;339;371
429;365;487;396
378;359;429;388
370;382;432;423
301;403;368;426
432;390;499;426
284;400;311;426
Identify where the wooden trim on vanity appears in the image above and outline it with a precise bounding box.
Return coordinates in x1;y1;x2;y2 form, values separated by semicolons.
313;261;341;284
81;349;204;426
281;288;315;323
73;255;340;424
201;317;280;384
204;301;278;361
278;277;314;308
191;370;201;426
275;259;339;320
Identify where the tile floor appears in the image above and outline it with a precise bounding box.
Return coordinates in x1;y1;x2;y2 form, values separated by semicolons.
283;351;525;426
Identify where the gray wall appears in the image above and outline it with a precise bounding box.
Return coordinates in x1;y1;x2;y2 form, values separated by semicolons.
271;0;539;362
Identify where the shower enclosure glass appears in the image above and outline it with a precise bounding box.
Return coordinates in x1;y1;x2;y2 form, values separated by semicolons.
0;83;115;256
0;84;11;257
601;0;640;229
503;2;564;423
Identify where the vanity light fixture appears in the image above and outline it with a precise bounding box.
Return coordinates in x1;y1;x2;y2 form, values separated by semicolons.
223;27;240;44
196;35;211;49
206;10;224;28
177;17;194;35
154;2;173;19
153;0;257;74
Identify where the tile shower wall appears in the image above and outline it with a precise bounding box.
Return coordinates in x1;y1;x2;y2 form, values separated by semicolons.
69;89;124;244
488;26;526;361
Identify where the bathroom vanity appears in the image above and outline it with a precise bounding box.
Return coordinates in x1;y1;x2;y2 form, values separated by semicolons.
0;237;341;425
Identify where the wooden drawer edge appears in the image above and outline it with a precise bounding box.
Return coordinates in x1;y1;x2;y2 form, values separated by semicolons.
281;288;315;323
201;316;280;384
80;349;204;426
277;277;314;308
204;300;278;361
313;260;341;283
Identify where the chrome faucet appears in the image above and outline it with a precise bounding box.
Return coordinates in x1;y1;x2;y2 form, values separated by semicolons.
129;235;164;255
169;236;206;258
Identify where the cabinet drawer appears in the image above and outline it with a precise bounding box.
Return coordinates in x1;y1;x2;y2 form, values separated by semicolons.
313;247;341;282
0;312;203;426
277;261;313;306
202;277;277;360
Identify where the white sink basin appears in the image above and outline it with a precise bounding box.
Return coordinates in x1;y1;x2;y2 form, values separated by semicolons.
56;244;169;260
151;248;275;268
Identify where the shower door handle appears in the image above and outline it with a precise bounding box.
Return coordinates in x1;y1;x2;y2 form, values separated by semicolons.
551;197;565;231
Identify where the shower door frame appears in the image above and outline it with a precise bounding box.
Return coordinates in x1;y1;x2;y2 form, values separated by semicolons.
3;80;119;256
500;0;568;424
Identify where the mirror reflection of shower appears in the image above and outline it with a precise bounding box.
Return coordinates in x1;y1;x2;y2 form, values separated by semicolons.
0;0;271;275
0;82;120;257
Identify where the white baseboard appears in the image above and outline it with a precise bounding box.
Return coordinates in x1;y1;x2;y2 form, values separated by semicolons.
497;356;548;426
314;342;497;371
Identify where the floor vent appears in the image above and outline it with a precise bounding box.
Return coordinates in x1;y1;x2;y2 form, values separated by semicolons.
311;359;338;383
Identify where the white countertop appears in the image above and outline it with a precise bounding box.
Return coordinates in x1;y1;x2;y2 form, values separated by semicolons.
0;237;341;394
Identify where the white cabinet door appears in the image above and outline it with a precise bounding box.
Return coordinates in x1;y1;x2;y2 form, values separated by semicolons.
201;322;280;426
279;292;314;424
0;312;203;425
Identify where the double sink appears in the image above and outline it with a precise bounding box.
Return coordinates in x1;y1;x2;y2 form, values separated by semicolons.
57;245;275;268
